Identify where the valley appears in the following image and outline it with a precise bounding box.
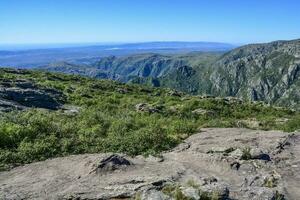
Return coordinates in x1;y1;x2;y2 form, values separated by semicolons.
38;39;300;109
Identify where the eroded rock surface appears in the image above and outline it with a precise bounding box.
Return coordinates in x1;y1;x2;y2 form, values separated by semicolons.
0;128;299;200
0;76;64;111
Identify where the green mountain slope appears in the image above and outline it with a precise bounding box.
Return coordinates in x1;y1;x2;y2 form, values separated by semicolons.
208;39;300;107
40;52;221;82
132;39;300;108
0;69;299;170
39;39;300;108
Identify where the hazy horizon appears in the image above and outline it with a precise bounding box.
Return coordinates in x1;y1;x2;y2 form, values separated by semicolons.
0;41;241;51
1;38;299;51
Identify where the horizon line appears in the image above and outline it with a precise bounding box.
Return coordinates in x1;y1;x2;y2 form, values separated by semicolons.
1;37;299;47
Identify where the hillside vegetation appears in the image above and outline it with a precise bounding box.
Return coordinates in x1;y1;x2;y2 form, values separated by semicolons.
41;39;300;108
208;39;300;107
0;69;299;170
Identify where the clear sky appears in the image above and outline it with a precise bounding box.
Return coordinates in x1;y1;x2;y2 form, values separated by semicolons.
1;0;300;45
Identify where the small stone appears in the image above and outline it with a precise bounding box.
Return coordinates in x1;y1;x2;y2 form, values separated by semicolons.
192;108;215;116
203;176;218;185
167;90;182;97
229;148;243;158
250;149;271;161
230;161;241;170
135;103;160;113
236;118;262;129
141;190;169;200
181;187;200;199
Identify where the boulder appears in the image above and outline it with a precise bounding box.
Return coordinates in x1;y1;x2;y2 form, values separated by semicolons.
236;118;262;129
192;108;215;116
92;154;133;174
117;87;129;94
135;103;160;113
167;90;182;97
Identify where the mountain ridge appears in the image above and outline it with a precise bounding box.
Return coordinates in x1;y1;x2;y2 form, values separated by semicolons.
18;38;300;108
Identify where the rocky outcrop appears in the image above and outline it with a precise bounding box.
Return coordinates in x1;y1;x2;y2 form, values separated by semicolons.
1;128;299;200
0;74;64;111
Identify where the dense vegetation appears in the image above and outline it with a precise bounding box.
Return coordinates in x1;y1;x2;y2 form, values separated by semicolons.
0;69;299;170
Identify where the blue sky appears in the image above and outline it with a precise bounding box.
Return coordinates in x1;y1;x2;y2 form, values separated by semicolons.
0;0;300;44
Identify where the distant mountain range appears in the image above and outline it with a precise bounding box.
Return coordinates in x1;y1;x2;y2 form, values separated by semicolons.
39;39;300;108
41;52;219;82
0;41;234;67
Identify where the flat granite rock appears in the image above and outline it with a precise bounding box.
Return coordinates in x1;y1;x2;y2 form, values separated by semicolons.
0;128;299;200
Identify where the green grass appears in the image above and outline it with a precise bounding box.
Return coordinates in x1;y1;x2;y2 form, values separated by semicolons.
0;69;299;170
241;147;252;160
